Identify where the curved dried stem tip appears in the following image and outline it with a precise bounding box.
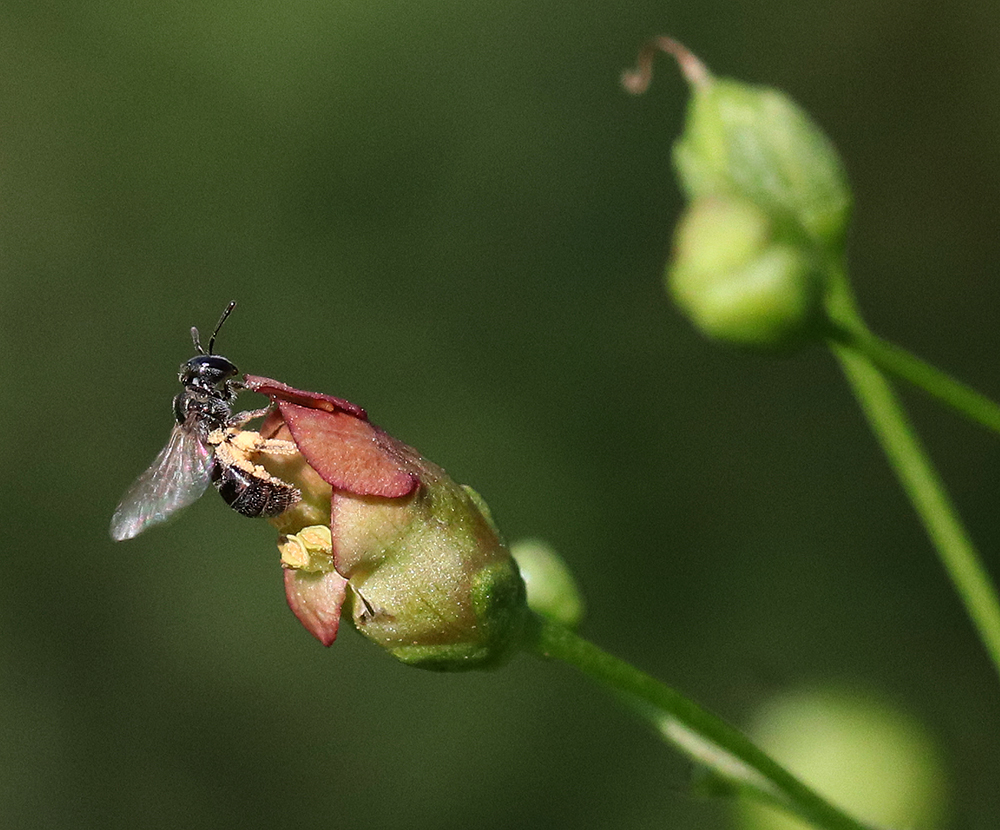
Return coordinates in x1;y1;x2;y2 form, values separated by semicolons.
621;36;711;95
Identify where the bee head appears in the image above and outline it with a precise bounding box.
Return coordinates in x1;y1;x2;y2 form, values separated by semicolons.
179;302;241;396
179;353;239;394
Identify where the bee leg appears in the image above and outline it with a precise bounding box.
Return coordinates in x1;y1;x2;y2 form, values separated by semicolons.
228;407;272;427
257;438;299;455
228;430;299;456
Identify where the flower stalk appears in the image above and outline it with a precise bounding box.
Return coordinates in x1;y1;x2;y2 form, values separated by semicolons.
523;615;883;830
821;264;1000;682
827;318;1000;437
829;336;1000;682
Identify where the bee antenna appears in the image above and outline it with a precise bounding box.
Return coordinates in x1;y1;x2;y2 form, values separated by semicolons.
207;301;237;354
190;326;205;354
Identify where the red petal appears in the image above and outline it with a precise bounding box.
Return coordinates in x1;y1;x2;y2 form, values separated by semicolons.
284;569;348;647
244;374;419;499
244;375;367;419
279;401;418;498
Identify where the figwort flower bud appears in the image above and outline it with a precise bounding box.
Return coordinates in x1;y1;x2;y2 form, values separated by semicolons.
510;539;585;628
244;376;527;671
674;79;851;253
629;38;852;252
623;38;851;349
668;194;824;349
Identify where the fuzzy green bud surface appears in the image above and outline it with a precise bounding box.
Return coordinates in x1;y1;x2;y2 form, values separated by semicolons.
329;472;525;669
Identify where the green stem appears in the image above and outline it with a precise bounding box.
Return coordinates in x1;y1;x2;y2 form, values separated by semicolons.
828;320;1000;436
829;340;1000;681
523;614;881;830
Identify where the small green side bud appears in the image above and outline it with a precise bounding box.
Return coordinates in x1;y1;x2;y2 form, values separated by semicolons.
510;539;585;628
668;195;823;349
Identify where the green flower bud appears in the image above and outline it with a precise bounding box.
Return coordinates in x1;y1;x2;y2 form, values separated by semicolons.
624;38;850;350
650;40;852;252
510;539;585;628
668;195;823;349
736;688;949;830
245;375;528;671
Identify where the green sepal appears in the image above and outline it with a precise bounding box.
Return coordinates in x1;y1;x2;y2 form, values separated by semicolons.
673;78;851;254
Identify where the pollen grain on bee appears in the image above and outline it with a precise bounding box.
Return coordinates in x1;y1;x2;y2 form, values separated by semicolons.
207;427;299;480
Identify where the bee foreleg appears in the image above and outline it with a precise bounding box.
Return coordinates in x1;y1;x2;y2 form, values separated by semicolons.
228;407;272;427
256;438;299;455
218;428;298;457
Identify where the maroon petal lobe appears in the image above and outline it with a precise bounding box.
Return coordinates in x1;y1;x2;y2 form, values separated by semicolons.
284;568;349;647
244;375;367;419
279;401;419;498
244;374;419;498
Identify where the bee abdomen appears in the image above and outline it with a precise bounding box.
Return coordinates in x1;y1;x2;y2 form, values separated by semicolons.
211;463;300;519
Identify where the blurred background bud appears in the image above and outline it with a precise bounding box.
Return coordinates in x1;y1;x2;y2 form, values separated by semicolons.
670;59;852;253
735;687;949;830
510;538;585;628
668;195;824;349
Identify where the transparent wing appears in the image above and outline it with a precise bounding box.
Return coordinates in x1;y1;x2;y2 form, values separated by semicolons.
109;425;215;541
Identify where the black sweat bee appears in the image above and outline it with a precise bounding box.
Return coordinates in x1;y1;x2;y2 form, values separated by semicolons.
110;302;301;541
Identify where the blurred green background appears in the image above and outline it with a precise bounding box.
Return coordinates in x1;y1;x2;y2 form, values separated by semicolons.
3;1;999;827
